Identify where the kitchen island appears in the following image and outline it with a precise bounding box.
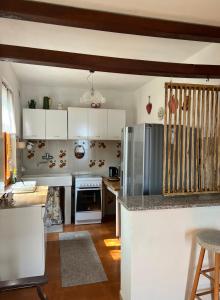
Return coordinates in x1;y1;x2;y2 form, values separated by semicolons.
0;186;48;281
119;193;220;300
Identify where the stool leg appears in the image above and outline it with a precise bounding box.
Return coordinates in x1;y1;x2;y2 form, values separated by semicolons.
214;253;220;300
190;247;205;300
36;286;48;300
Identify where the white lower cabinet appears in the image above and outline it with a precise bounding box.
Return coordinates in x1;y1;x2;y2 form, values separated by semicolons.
46;110;67;140
88;109;108;140
0;206;46;281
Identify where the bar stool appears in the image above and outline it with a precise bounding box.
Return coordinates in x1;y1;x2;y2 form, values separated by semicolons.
190;230;220;300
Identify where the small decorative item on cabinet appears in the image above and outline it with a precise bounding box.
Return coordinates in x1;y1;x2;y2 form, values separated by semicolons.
91;102;101;109
43;96;51;109
89;160;96;167
146;96;152;114
28;99;36;109
98;160;105;167
57;103;63;110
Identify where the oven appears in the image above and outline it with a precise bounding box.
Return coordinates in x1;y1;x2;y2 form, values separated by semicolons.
75;176;102;225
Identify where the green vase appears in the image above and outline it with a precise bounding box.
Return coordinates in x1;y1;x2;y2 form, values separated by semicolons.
43;96;50;109
28;99;36;109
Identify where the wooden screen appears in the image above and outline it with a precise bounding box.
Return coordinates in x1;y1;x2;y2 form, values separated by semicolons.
163;82;220;195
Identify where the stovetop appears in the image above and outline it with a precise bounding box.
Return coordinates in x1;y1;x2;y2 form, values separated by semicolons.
74;174;102;188
74;174;102;179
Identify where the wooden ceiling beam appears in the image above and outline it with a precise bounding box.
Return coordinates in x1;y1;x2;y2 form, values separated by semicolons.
0;0;220;43
0;44;220;79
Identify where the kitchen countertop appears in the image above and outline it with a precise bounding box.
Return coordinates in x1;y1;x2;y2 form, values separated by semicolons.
118;193;220;211
0;186;48;209
103;177;120;192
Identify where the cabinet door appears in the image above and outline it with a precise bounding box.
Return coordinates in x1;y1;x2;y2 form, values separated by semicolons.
88;109;107;140
68;107;88;139
23;109;46;140
46;110;67;140
107;109;126;140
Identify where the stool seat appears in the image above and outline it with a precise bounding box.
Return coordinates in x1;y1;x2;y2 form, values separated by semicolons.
197;230;220;253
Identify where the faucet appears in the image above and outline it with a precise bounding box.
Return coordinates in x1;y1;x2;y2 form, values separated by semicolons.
37;153;54;167
42;153;53;160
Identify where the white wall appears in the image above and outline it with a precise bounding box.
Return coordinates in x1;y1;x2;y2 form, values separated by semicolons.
0;62;21;136
134;44;220;124
21;85;136;126
121;205;220;300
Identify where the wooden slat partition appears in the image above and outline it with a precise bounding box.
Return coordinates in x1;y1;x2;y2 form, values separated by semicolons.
164;82;220;195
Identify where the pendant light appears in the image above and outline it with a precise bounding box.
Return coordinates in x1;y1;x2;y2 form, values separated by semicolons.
80;71;106;108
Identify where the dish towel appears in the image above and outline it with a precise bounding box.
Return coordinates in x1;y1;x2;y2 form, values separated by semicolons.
45;187;63;226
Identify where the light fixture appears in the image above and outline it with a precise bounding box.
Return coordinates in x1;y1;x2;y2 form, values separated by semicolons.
80;70;106;108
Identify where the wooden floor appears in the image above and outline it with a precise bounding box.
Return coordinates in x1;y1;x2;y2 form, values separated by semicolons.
1;218;120;300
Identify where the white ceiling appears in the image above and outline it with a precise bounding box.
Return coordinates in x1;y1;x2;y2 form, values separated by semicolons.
10;63;152;90
32;0;220;26
0;19;208;62
0;0;218;89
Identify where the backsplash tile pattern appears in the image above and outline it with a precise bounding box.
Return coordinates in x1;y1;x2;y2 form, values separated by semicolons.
23;140;121;176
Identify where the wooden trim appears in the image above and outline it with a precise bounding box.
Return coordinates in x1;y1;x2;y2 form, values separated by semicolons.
165;83;220;90
162;87;168;194
1;0;220;43
1;44;220;78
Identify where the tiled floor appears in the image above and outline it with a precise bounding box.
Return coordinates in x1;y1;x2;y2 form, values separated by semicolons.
1;218;120;300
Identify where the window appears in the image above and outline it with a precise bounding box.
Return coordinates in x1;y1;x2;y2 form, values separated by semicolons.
2;82;16;186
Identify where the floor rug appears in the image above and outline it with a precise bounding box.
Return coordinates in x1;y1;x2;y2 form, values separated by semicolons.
59;231;107;287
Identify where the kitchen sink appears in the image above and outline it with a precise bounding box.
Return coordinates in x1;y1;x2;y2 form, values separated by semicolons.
22;173;72;187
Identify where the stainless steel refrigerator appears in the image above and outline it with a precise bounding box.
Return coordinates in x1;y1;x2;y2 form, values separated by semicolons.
120;124;164;196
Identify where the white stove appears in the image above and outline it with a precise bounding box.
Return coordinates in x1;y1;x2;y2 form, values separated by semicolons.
74;175;102;225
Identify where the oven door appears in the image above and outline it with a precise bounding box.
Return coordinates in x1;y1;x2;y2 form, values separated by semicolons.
76;188;102;212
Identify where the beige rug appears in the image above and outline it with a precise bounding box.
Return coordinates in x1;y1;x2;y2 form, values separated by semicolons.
59;231;108;287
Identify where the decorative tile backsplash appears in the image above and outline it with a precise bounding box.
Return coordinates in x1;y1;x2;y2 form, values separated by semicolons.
22;140;121;176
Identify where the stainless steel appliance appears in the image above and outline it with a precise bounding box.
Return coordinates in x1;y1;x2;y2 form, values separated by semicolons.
74;175;102;225
109;166;118;178
121;124;164;196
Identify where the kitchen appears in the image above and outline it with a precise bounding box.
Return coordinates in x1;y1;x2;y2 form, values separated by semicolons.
1;1;220;300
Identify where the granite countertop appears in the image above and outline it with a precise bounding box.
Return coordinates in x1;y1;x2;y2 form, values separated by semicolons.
118;193;220;211
103;177;120;192
0;186;48;209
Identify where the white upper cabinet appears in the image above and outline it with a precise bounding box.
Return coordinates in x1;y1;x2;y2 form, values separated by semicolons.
46;110;67;140
107;109;126;140
88;109;107;140
68;107;88;139
23;109;46;140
